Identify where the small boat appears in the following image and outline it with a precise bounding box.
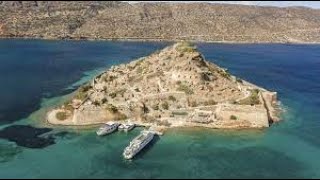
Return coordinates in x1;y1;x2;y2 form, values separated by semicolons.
96;122;119;136
118;121;135;132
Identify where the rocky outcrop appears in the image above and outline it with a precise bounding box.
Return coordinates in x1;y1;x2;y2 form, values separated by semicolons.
1;1;320;43
47;42;280;129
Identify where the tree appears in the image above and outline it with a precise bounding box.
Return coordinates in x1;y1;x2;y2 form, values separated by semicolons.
101;98;107;104
106;104;118;113
93;101;100;106
230;115;237;120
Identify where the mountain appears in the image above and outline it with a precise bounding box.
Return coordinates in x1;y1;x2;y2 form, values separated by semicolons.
47;42;280;129
0;1;320;43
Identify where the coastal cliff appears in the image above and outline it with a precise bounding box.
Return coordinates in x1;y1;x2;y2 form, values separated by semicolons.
47;42;280;129
1;1;320;43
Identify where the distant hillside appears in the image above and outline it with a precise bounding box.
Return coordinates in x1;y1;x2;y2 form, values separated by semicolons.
1;1;320;43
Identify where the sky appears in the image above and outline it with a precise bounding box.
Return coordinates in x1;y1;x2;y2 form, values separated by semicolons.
126;1;320;9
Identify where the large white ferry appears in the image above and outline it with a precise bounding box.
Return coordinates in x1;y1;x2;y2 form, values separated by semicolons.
123;130;154;159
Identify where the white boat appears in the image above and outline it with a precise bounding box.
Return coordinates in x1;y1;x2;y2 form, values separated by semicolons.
123;130;154;159
96;122;119;136
118;121;135;132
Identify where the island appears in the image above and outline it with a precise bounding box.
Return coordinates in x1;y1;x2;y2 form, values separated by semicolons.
47;42;280;130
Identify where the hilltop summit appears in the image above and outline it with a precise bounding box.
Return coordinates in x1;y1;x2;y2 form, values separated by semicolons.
47;42;280;129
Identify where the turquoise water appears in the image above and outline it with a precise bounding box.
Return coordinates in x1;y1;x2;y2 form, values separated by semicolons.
0;40;320;178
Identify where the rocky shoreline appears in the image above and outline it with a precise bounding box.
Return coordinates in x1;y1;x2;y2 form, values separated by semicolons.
2;36;320;45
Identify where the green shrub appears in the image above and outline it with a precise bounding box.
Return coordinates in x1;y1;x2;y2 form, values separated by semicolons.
204;99;217;106
230;115;237;120
152;104;159;110
75;91;87;101
75;84;91;100
238;89;260;105
96;74;102;79
63;100;71;107
109;92;117;98
79;84;91;92
103;75;116;82
63;99;74;111
177;84;194;95
106;104;118;113
135;59;143;67
231;100;238;104
201;73;211;81
218;69;231;79
161;101;169;110
208;64;218;73
222;71;231;79
93;101;100;106
64;104;74;112
101;98;107;104
251;89;260;104
253;89;260;94
111;75;117;80
56;111;67;121
168;95;176;102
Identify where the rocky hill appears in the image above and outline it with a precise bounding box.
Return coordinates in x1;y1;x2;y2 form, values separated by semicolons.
1;1;320;43
47;42;280;129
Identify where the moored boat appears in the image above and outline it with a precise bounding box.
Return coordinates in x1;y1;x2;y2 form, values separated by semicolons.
118;121;135;132
96;121;119;136
123;130;155;159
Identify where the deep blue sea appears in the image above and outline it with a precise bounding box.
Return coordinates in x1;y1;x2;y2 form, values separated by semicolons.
0;39;319;178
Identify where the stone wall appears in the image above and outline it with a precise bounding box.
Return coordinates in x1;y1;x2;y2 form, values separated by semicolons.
216;104;269;128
